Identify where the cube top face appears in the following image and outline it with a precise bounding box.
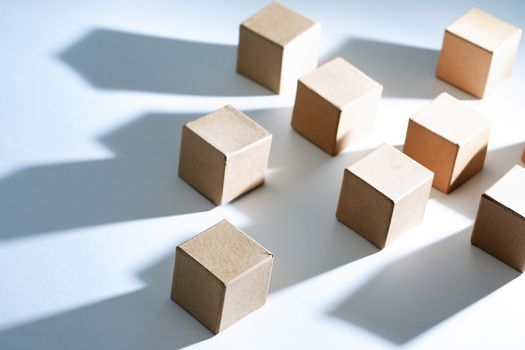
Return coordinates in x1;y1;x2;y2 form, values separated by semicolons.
447;8;521;52
411;93;491;145
185;105;271;156
300;57;382;109
242;2;317;47
179;220;273;284
349;144;434;202
485;165;525;218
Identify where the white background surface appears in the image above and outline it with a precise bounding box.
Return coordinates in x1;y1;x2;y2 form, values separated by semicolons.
1;0;525;349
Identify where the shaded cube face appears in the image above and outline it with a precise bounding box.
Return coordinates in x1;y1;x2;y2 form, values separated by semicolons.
236;2;320;93
436;8;522;98
171;220;274;333
436;31;492;98
336;144;433;249
178;105;272;205
291;57;382;156
471;166;525;272
403;92;491;193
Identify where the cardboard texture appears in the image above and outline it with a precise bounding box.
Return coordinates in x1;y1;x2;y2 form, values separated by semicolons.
436;8;522;98
471;166;525;272
178;105;272;205
291;57;383;156
522;147;525;163
237;2;321;93
403;92;491;194
171;219;274;333
336;144;433;249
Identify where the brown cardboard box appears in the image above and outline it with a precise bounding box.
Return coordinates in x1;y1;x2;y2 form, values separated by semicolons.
471;165;525;272
171;219;274;333
179;105;272;205
336;144;433;249
436;8;522;98
522;147;525;163
403;92;491;194
237;2;321;93
291;57;383;156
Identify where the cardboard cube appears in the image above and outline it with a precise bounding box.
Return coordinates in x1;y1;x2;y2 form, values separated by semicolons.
336;144;433;249
471;166;525;272
178;105;272;205
436;8;522;98
403;93;491;194
237;2;321;93
522;147;525;163
171;219;274;333
291;57;383;156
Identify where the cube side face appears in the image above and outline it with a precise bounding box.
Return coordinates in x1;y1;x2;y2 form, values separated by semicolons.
280;25;321;93
471;196;525;272
178;126;226;205
336;86;382;154
486;32;522;94
387;176;433;245
221;137;271;204
403;120;458;193
218;257;273;332
522;148;525;163
436;31;492;98
450;126;490;191
237;25;284;93
336;169;394;249
291;81;341;155
171;248;226;333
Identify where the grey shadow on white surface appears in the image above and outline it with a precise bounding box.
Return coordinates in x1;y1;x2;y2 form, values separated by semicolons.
328;228;520;344
58;28;272;96
0;113;213;239
327;37;474;100
431;142;525;220
0;253;213;350
233;108;379;292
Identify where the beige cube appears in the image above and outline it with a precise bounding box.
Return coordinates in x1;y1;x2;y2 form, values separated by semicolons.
178;105;272;205
471;166;525;272
171;219;274;333
291;57;383;156
436;8;522;98
336;144;433;249
236;2;321;93
403;93;491;194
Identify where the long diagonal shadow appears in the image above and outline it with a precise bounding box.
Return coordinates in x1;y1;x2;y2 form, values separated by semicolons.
328;228;519;344
0;253;213;350
326;37;474;100
58;28;272;96
0;113;213;240
233;108;379;292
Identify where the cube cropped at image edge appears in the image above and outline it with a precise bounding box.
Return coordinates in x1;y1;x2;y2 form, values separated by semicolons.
178;105;272;205
171;219;274;333
237;2;321;93
336;144;433;249
471;166;525;272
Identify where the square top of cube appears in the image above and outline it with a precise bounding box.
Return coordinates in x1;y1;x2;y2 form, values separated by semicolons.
242;2;318;47
300;57;382;110
447;8;521;52
411;92;491;145
348;144;433;202
178;220;273;284
485;165;525;219
185;105;271;155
